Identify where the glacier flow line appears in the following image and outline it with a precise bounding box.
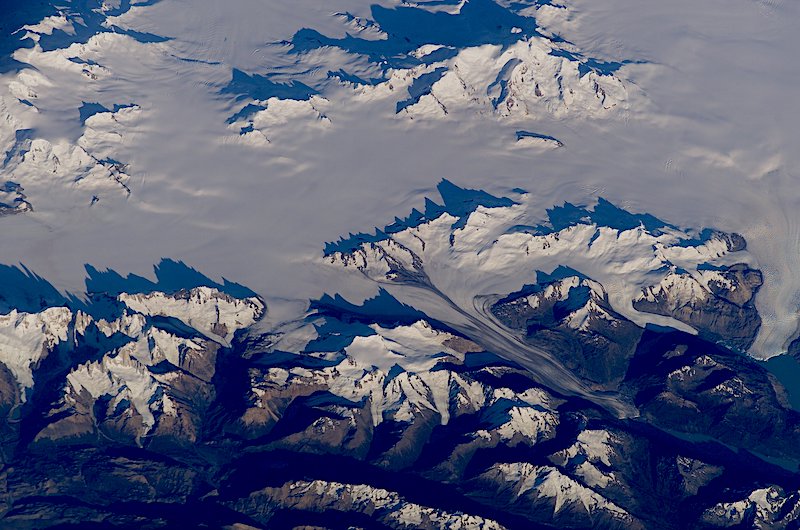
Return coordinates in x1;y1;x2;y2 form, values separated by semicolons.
354;255;638;419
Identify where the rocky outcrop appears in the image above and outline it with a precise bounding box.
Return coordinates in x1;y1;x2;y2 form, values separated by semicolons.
634;264;763;350
232;479;506;530
624;327;800;462
0;181;31;215
701;486;800;529
0;285;264;452
492;273;643;388
0;193;798;529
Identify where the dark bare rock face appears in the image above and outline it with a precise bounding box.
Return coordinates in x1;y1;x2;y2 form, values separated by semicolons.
0;269;798;530
633;264;763;351
0;204;798;529
491;272;643;389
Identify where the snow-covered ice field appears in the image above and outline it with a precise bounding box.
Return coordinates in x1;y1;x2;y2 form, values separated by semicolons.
0;0;798;357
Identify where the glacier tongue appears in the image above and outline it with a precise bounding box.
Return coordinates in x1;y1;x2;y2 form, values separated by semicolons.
0;253;795;528
324;185;759;414
327;189;753;340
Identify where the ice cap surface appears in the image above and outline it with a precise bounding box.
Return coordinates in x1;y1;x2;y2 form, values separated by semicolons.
0;0;798;357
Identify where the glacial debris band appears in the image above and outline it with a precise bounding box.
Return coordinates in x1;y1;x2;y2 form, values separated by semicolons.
0;183;798;528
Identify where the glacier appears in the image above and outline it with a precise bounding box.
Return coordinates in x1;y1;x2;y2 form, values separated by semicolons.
0;0;797;359
1;0;800;527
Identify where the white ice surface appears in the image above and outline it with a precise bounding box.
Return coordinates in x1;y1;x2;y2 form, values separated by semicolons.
0;307;71;392
0;0;798;358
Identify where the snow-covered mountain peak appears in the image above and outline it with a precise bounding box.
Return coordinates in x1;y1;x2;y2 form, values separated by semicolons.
344;319;473;372
0;253;795;528
217;0;641;143
0;263;267;442
0;1;798;527
485;461;632;521
327;182;756;354
118;286;264;347
0;306;72;394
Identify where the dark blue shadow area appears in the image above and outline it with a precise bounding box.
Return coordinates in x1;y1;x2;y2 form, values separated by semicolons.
150;315;205;340
0;0;167;72
479;396;548;429
221;68;317;103
549;48;636;77
535;198;673;235
508;199;728;249
495;265;586;305
84;258;257;299
288;0;540;83
303;316;377;353
384;363;406;385
95;0;161;18
65;292;124;321
324;179;515;255
32;0;168;53
641;322;688;336
114;27;169;44
671;228;728;249
3;129;33;166
293;0;538;59
696;262;729;272
78;102;109;124
761;355;800;412
78;102;135;124
251;350;343;370
0;0;58;73
460;351;509;368
0;181;28;210
396;66;447;112
227;0;641;119
68;56;99;66
430;351;518;376
0;264;68;313
303;391;363;409
515;130;562;144
537;265;587;283
494;281;543;305
327;68;386;87
226;103;266;124
489;58;521;109
0;259;258;320
552;284;590;321
311;288;429;328
512;0;565;7
306;288;466;353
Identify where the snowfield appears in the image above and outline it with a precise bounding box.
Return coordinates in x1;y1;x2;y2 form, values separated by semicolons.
3;3;800;529
0;0;798;358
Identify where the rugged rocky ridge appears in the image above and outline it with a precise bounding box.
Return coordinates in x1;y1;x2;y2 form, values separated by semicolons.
633;263;763;351
701;485;800;529
0;193;799;529
0;181;31;214
222;0;638;146
491;270;643;388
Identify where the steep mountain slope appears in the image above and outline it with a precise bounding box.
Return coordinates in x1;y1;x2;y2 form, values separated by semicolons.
0;189;798;529
0;0;798;359
0;1;799;528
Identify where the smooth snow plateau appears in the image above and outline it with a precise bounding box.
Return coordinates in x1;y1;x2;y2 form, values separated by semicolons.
0;0;798;358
